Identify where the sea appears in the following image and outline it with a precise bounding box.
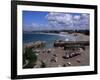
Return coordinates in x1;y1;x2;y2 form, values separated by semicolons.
23;33;77;48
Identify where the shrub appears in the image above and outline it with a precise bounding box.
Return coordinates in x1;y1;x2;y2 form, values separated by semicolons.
23;47;37;68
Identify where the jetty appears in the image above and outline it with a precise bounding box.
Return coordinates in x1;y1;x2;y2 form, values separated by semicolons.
54;41;89;47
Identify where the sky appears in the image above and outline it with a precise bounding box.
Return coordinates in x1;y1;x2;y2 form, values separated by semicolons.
23;11;90;31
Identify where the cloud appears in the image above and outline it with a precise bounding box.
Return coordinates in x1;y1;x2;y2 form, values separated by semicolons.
24;23;53;31
73;15;81;20
46;12;89;30
46;13;73;25
23;23;40;31
24;12;89;31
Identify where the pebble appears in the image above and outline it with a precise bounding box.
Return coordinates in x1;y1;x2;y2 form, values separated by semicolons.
67;62;72;66
76;59;81;63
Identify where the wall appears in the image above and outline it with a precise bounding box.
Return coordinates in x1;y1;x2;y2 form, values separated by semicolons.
0;0;99;80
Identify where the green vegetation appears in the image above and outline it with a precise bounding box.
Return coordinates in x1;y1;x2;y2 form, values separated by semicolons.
23;47;37;68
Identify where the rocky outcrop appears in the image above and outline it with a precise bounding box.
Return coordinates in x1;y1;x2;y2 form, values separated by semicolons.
24;41;45;49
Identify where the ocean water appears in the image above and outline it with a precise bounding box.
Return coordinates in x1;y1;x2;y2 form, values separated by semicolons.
23;33;76;48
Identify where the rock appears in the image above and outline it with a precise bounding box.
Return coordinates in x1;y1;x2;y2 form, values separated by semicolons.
47;49;51;53
62;64;66;67
71;52;75;56
75;52;81;55
67;62;72;66
34;41;45;48
55;57;58;62
66;55;70;59
42;49;46;53
36;53;39;56
24;41;46;49
34;49;40;53
76;59;81;63
69;54;73;58
53;54;57;57
62;56;68;59
50;57;57;62
58;65;62;67
34;65;40;68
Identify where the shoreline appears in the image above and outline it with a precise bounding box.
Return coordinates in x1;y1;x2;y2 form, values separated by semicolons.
25;32;68;37
23;32;89;44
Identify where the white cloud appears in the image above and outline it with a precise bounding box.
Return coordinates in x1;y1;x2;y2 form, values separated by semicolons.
24;23;41;31
73;15;81;20
46;13;74;30
24;12;89;31
46;12;89;30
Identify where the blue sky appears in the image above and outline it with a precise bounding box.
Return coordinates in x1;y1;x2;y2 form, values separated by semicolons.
23;11;90;31
23;11;49;26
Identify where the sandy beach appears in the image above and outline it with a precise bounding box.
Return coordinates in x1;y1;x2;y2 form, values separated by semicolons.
23;32;90;68
33;46;89;68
